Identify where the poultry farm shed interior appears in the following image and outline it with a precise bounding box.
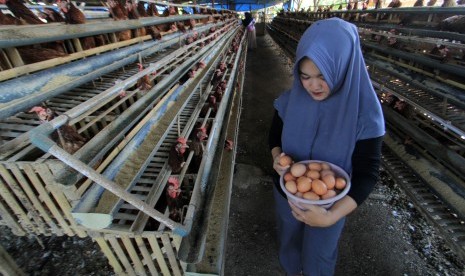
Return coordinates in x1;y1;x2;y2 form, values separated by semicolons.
1;2;465;276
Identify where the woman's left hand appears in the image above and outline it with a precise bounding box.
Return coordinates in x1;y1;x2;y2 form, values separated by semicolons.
289;201;336;227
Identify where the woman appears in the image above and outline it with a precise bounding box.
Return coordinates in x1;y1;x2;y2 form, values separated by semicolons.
269;18;385;275
242;12;257;49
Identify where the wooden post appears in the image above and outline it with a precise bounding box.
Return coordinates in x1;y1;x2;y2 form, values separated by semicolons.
0;244;26;276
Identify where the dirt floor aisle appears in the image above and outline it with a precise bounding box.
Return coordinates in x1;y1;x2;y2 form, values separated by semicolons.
223;32;455;276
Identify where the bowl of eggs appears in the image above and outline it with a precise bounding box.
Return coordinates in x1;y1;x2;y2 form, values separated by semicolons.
279;158;351;209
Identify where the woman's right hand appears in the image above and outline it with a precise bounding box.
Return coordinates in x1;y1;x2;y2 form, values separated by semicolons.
273;152;290;176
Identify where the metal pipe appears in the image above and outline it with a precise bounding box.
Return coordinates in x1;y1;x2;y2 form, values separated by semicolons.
54;25;230;184
29;124;189;236
73;56;206;212
178;27;244;263
383;106;465;181
363;42;465;79
0;15;210;48
0;24;216;120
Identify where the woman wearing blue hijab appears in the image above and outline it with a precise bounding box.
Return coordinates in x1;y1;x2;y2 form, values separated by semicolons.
269;18;385;275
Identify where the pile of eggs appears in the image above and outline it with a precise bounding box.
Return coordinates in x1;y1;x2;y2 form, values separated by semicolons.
280;156;347;201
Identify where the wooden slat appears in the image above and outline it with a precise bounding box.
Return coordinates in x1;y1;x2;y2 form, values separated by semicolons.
146;235;171;276
9;165;53;234
135;236;159;276
121;236;147;276
0;35;152;81
35;163;86;237
21;164;64;236
107;235;137;276
94;235;124;274
0;244;25;276
0;165;45;234
0;198;25;236
0;174;36;233
161;233;182;276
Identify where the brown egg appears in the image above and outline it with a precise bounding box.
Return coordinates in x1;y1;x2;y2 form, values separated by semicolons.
321;189;337;200
303;191;320;200
311;179;328;196
295;191;303;198
308;162;322;171
296;176;312;193
306;170;320;180
320;169;335;178
290;163;307;178
335;177;347;190
284;172;296;182
322;174;336;190
285;180;297;194
320;162;331;171
279;155;293;167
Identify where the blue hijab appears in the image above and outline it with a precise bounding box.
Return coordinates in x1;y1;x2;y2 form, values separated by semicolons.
274;18;385;173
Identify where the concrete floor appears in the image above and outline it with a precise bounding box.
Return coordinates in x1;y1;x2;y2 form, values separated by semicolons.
223;32;440;276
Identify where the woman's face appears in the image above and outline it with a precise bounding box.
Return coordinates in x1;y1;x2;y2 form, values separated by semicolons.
298;58;330;101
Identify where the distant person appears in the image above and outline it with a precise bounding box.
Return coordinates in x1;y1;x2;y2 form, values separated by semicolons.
242;12;257;50
268;18;385;275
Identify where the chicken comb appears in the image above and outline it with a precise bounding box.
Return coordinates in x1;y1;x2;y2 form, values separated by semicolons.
168;176;179;186
29;106;45;113
177;137;188;144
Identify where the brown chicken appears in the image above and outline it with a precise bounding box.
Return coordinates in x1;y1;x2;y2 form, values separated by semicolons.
147;2;158;16
137;1;148;16
0;9;23;24
29;106;87;154
58;0;105;50
165;176;182;222
17;46;67;64
200;95;218;118
224;139;234;151
136;63;152;92
40;7;65;23
188;126;208;171
107;0;132;41
135;1;161;39
0;0;44;24
125;0;146;37
168;137;189;174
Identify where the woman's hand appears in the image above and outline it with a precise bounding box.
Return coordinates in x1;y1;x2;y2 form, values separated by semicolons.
289;195;358;227
272;152;290;176
289;201;335;227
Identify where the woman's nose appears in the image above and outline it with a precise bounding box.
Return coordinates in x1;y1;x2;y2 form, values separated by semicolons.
307;79;320;91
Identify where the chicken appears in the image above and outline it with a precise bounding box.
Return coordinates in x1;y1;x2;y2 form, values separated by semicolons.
147;2;158;16
188;126;208;171
224;139;234;151
40;7;65;23
210;69;224;87
137;1;148;17
168;137;189;174
429;45;450;63
58;0;104;49
0;0;44;24
0;9;23;25
200;95;217;118
57;0;85;24
125;0;146;38
439;15;465;34
165;176;182;222
17;46;68;64
29;106;87;154
107;0;132;41
136;63;152;92
135;1;161;40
